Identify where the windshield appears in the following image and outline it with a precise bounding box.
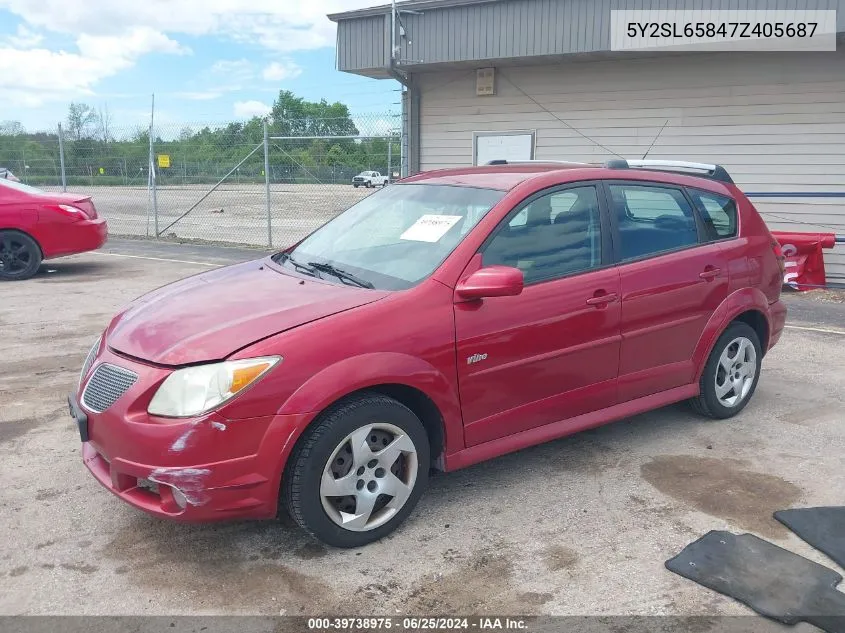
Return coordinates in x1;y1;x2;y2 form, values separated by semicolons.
0;178;44;195
280;183;504;290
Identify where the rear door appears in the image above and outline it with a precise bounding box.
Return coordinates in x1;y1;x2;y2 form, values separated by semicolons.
604;181;729;402
454;183;622;446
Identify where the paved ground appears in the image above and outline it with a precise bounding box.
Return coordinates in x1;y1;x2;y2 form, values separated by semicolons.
1;239;844;616
42;184;375;248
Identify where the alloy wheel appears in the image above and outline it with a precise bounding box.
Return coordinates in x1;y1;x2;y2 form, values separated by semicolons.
320;422;418;532
714;336;757;408
0;234;32;275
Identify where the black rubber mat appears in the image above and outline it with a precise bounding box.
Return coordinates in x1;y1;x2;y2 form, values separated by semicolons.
666;530;845;633
775;507;845;569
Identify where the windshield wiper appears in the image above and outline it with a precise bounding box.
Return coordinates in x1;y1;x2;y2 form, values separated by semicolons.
307;262;374;289
274;252;321;278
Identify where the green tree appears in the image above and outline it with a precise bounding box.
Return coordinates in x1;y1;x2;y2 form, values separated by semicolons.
65;102;100;141
270;91;359;138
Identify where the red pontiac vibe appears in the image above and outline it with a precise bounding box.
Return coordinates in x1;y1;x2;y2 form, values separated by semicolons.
70;160;787;547
0;179;108;280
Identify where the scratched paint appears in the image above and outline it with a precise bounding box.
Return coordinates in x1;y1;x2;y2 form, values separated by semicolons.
169;427;197;453
148;467;211;506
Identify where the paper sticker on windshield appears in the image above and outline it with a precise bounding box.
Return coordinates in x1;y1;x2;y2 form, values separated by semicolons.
400;215;462;243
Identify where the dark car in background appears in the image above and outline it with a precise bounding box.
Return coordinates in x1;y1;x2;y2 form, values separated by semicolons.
0;168;21;183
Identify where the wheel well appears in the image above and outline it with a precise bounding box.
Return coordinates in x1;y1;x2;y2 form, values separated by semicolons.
341;384;446;471
732;310;770;354
0;228;43;258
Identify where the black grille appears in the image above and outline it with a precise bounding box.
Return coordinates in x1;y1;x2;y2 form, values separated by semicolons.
82;363;138;413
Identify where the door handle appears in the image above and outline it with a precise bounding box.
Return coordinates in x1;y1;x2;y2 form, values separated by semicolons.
586;292;619;307
699;266;722;281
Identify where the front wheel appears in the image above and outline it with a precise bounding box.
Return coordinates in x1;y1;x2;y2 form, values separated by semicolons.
690;322;762;419
283;393;430;547
0;230;42;281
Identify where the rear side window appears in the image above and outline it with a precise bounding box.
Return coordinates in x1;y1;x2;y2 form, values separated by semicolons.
607;184;699;261
688;190;738;240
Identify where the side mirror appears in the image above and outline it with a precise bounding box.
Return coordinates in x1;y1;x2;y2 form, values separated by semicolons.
456;266;524;301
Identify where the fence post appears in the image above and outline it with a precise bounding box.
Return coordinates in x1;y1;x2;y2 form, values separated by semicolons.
387;135;393;182
57;123;67;192
264;119;272;248
149;94;159;237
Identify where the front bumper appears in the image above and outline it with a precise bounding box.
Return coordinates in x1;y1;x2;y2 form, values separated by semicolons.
71;348;310;522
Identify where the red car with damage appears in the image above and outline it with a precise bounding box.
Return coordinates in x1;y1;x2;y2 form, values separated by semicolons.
0;179;107;280
70;159;786;547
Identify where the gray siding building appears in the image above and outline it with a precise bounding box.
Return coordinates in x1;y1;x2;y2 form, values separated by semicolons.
330;0;845;282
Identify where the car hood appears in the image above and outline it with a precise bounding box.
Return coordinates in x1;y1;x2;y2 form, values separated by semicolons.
106;259;388;365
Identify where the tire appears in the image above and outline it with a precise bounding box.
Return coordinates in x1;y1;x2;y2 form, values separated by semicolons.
0;230;42;281
690;322;762;419
283;392;430;547
353;184;359;189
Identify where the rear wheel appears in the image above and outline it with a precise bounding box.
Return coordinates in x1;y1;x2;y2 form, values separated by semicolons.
283;393;429;548
690;322;762;419
0;230;41;281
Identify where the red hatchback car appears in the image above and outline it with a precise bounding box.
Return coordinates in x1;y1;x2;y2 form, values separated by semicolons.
0;179;107;280
70;160;786;547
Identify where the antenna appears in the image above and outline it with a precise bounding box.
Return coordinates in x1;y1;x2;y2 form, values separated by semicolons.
642;119;669;160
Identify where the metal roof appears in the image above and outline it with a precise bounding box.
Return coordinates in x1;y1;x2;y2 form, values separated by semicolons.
328;0;499;22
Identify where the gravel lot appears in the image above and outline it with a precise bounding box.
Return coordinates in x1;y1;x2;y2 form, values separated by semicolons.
1;239;843;616
41;184;375;248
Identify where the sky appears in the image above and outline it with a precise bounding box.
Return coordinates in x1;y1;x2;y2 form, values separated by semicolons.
0;0;401;134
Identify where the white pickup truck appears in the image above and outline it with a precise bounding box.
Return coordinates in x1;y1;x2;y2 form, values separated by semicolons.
352;171;389;188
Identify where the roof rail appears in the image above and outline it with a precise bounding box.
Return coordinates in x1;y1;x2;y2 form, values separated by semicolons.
486;159;591;166
605;159;734;184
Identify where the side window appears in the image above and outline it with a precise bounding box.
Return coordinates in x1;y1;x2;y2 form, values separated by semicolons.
688;190;738;240
607;184;699;261
483;186;603;284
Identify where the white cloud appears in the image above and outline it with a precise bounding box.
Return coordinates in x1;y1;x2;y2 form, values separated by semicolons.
233;100;272;119
262;61;302;82
6;24;43;48
211;59;254;81
0;27;189;107
0;1;378;50
0;0;374;108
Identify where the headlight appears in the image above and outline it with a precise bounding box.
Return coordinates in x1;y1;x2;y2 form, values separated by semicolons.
79;336;102;389
147;356;281;418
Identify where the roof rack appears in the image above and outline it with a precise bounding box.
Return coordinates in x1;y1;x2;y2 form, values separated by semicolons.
486;159;590;166
605;159;734;184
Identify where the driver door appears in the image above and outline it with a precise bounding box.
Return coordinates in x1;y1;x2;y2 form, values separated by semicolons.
454;184;622;447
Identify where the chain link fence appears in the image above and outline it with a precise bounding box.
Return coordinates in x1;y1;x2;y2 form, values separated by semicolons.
0;113;402;249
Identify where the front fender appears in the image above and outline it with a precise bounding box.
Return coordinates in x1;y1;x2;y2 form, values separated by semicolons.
278;351;464;451
692;287;772;381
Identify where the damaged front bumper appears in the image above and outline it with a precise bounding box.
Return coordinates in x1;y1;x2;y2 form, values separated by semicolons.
72;347;309;522
81;442;279;520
